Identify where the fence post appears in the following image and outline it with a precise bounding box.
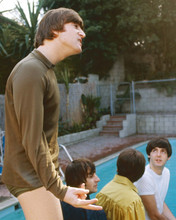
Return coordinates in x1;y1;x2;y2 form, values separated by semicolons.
131;81;136;114
110;84;114;116
129;82;133;113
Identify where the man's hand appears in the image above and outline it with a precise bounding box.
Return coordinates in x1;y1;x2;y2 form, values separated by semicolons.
63;186;102;210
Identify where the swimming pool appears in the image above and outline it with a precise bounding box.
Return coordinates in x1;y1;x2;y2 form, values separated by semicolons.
0;206;25;220
91;138;176;215
1;138;176;219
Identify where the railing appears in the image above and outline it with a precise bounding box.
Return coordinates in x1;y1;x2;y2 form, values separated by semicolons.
59;144;73;178
97;82;133;115
0;131;5;175
0;132;73;179
97;78;176;115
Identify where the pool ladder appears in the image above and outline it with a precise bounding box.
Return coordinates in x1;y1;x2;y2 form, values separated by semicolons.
0;131;72;179
59;144;73;178
0;131;5;168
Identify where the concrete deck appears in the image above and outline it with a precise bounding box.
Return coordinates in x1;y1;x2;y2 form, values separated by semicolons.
58;133;175;171
0;133;175;208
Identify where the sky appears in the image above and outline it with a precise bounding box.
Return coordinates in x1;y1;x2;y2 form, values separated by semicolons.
0;0;39;20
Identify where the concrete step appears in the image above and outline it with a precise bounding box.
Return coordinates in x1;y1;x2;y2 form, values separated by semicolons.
103;125;122;131
107;115;126;122
108;117;125;122
111;115;126;119
99;130;119;136
107;121;123;125
99;115;126;137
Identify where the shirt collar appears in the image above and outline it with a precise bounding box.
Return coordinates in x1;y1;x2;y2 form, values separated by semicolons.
113;174;138;193
32;49;55;69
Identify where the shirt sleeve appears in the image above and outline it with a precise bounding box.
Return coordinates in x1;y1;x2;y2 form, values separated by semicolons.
126;200;146;220
96;192;145;220
13;63;67;200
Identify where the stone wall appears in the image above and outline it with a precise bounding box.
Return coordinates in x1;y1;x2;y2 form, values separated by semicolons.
59;82;97;124
101;55;125;84
0;82;108;130
137;114;176;134
58;115;110;145
1;79;176;135
135;88;176;113
123;87;176;113
119;114;136;137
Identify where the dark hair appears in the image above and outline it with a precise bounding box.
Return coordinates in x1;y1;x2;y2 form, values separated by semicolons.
146;137;172;159
117;148;146;183
34;8;84;48
65;158;95;187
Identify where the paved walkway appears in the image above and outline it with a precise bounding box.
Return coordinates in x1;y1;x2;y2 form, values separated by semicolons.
1;133;174;200
58;133;174;171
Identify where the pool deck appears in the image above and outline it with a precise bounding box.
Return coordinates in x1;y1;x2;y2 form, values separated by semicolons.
58;133;175;171
0;133;175;209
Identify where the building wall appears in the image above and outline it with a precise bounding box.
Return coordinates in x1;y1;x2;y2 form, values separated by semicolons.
1;76;176;135
59;82;97;125
135;88;176;113
123;87;176;113
119;114;136;137
137;114;176;134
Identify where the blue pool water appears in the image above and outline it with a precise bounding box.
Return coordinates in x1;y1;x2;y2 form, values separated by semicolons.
91;138;176;215
1;139;176;219
0;202;25;220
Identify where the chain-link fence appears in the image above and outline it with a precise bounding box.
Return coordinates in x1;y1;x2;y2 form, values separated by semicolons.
97;78;176;115
0;131;5;174
97;79;176;134
97;82;133;115
131;78;176;114
1;79;176;134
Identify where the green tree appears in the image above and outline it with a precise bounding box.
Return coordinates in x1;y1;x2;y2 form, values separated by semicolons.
117;0;176;80
42;0;119;78
42;0;176;80
0;0;44;93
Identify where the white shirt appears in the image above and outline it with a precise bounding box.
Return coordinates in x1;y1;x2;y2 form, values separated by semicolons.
134;164;170;220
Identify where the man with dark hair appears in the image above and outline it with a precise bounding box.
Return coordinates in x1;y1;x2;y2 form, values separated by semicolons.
61;158;107;220
135;137;176;220
96;148;146;220
2;7;102;220
65;159;98;194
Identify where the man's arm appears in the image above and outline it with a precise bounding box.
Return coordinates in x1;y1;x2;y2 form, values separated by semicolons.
63;187;103;210
141;195;168;220
162;202;176;220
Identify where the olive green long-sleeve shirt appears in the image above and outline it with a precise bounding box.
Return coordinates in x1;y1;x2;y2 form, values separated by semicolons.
2;49;68;200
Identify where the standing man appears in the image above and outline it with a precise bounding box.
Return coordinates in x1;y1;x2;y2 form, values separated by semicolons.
135;137;176;220
96;148;146;220
2;8;102;220
61;158;107;220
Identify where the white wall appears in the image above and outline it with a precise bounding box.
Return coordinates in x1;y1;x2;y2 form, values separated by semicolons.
137;114;176;134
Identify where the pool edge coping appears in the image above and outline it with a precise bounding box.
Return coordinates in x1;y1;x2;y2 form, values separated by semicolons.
94;137;176;166
0;196;18;211
1;137;175;213
94;140;149;166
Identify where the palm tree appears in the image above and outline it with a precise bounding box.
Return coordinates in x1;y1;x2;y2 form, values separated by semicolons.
0;0;44;58
0;0;44;93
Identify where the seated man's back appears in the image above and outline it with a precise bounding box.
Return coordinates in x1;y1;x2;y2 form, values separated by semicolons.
96;148;146;220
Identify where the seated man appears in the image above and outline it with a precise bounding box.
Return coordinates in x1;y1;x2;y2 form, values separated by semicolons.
61;158;107;220
96;148;146;220
135;137;176;220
